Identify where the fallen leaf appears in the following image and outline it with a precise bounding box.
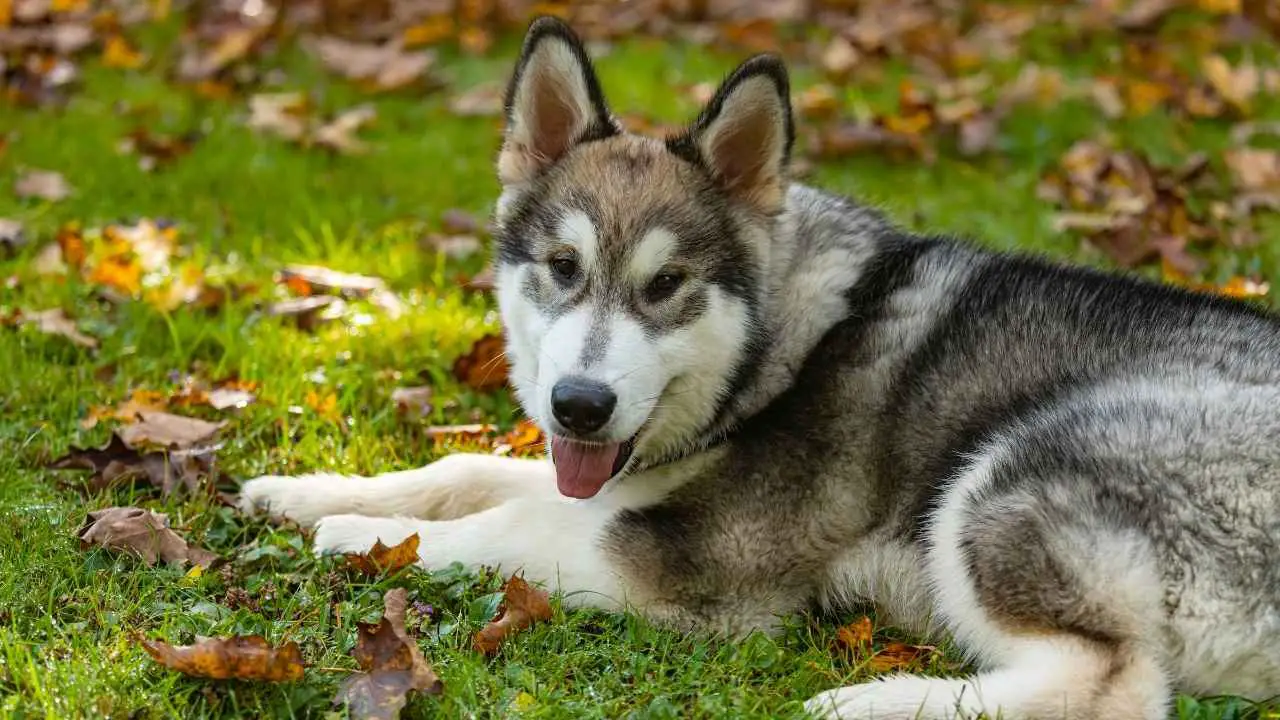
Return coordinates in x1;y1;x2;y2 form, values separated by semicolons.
335;587;443;719
472;574;553;655
344;534;420;576
82;388;169;428
491;419;546;458
14;168;72;201
867;642;935;672
79;506;219;567
21;308;97;348
116;410;225;450
313;104;377;154
1224;148;1280;192
118;128;199;172
834;616;874;651
307;36;436;92
391;386;433;419
247;92;309;141
0;218;25;255
266;295;345;331
448;82;503;117
1203;54;1259;115
140;635;304;681
50;433;222;498
1116;0;1180;31
452;333;508;391
820;36;860;83
102;33;145;69
278;264;387;296
424;423;497;443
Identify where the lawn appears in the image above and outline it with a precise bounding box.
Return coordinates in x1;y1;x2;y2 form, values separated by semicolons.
2;2;1278;718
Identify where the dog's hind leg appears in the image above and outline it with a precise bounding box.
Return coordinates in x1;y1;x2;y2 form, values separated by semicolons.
238;454;555;527
807;453;1172;719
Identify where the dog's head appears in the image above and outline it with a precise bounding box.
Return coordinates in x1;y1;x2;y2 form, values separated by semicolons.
492;17;794;499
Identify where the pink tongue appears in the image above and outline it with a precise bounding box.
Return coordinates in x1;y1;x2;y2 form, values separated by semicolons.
552;437;622;499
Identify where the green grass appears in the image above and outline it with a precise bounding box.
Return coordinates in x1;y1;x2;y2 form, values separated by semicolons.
2;10;1279;720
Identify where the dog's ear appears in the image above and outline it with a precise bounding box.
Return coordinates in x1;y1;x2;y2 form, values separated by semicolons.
668;55;794;215
499;17;616;186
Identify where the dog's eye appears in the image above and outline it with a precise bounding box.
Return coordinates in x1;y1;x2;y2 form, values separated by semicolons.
550;255;578;282
645;272;684;302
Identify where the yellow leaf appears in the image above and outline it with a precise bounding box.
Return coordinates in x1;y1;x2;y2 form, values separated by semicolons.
1196;0;1240;13
51;0;90;11
0;0;12;29
402;16;453;47
181;564;205;585
103;35;146;70
513;691;536;711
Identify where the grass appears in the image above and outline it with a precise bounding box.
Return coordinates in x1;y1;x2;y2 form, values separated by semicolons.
2;9;1279;720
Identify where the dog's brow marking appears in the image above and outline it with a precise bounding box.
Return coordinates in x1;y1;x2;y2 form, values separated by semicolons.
560;210;599;271
628;227;679;281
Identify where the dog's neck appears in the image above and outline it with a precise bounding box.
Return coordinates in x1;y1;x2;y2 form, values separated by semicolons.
694;183;893;446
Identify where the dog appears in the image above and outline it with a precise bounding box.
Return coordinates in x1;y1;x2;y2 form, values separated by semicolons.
240;17;1280;719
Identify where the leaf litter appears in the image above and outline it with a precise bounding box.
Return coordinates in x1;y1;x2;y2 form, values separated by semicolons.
334;587;443;719
473;574;554;655
79;506;220;568
140;635;305;682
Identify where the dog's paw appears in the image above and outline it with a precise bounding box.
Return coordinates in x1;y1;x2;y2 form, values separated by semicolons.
312;515;423;558
804;677;960;720
237;473;346;527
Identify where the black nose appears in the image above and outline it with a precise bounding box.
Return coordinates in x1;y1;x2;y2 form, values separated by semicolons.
551;377;616;435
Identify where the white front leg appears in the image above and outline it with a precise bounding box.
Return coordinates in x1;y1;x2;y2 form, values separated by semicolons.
313;496;627;611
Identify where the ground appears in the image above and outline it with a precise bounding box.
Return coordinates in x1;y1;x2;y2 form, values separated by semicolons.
1;3;1278;719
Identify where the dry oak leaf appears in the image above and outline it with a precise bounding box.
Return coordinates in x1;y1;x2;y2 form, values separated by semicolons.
834;615;874;652
313;104;378;155
448;82;503;117
14;169;72;201
390;386;433;419
335;587;443;720
140;635;305;682
21;307;97;348
50;434;223;499
492;419;546;458
79;506;219;567
344;533;421;576
867;641;936;673
247;92;309;141
81;388;169;429
452;333;508;391
117;410;224;449
473;574;553;655
306;36;436;93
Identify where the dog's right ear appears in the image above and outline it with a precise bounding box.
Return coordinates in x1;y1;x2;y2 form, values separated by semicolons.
498;17;617;187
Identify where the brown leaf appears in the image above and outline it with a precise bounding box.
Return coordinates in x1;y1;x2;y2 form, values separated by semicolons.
867;642;936;672
119;128;199;172
50;433;223;498
102;34;146;69
17;308;97;348
140;635;304;681
472;575;553;655
424;423;498;448
820;36;860;83
79;506;220;567
116;410;225;450
448;82;503;117
1116;0;1181;30
344;534;420;576
491;419;545;458
247;92;310;141
266;295;345;331
307;36;436;92
834;616;874;652
1203;55;1259;115
314;104;377;155
0;218;25;255
14;169;72;201
391;386;433;419
452;333;508;391
1224;148;1280;193
278;264;388;297
335;588;443;719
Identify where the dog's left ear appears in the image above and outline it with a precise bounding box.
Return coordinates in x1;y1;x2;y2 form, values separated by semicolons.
499;17;617;186
669;55;795;215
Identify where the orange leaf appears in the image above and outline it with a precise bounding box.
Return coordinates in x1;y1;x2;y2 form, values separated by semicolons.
834;616;874;651
473;575;553;655
140;635;304;681
867;642;935;672
452;334;509;392
344;534;421;576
